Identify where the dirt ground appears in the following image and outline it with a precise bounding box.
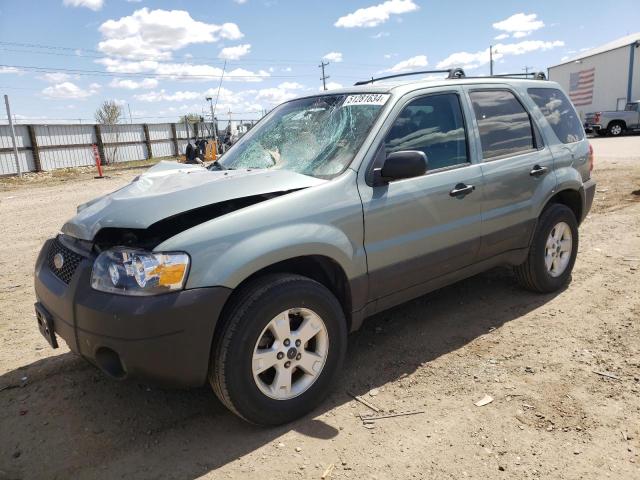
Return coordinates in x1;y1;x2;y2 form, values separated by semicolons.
0;137;639;480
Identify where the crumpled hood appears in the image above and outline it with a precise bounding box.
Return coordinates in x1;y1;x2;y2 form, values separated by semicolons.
62;161;326;241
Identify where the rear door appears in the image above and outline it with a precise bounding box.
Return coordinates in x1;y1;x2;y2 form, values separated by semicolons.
358;88;484;303
528;87;591;182
464;86;556;259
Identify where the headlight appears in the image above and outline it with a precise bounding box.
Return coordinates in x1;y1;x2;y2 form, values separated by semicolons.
91;248;190;296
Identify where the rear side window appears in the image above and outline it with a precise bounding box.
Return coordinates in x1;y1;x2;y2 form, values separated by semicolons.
528;88;584;144
384;93;468;171
469;90;535;160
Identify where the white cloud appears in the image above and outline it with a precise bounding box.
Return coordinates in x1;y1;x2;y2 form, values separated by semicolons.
256;82;305;105
96;58;269;82
63;0;103;11
233;0;248;3
335;0;418;28
98;8;243;60
436;40;564;70
134;89;202;102
322;82;343;91
382;54;428;73
41;72;71;82
42;82;100;99
494;33;509;40
219;44;251;60
372;31;390;39
323;51;343;63
493;13;544;38
277;82;304;90
109;78;159;89
0;66;22;75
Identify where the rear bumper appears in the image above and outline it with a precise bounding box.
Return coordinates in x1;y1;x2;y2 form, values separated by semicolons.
584;123;602;133
34;238;231;387
581;178;596;222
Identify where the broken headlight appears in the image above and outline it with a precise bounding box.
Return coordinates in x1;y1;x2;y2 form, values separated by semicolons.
91;248;190;296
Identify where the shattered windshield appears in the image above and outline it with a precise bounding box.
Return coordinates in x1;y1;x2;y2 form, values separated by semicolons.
219;93;389;178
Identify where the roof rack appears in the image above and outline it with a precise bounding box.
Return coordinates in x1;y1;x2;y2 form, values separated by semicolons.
490;71;547;80
354;68;466;86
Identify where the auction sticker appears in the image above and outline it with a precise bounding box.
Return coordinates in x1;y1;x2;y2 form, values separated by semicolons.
343;94;390;107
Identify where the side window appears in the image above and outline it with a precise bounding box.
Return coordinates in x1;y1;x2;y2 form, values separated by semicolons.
469;90;535;160
384;93;469;171
528;88;585;144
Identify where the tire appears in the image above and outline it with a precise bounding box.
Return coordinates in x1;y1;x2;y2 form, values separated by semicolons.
209;273;347;425
607;122;624;137
514;204;579;293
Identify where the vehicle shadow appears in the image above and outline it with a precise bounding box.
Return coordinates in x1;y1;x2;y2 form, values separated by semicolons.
0;267;563;479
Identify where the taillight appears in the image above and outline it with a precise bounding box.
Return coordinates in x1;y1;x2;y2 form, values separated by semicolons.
594;112;601;123
588;143;594;174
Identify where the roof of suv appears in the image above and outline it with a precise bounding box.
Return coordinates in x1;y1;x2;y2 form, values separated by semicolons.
307;77;560;99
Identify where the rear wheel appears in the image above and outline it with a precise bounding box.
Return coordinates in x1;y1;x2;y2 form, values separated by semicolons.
514;204;578;293
210;274;347;425
607;122;624;137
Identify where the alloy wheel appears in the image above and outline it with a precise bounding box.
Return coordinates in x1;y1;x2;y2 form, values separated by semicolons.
545;221;573;277
252;308;329;400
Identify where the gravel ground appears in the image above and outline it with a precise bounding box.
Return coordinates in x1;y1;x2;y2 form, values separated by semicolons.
0;137;639;480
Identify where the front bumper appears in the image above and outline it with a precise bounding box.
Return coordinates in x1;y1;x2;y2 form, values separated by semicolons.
584;123;602;133
34;237;231;387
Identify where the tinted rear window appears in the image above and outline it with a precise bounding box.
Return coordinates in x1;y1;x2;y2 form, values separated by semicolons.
469;90;535;160
528;88;584;144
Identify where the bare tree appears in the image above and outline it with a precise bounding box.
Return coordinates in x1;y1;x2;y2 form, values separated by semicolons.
95;100;123;164
95;100;123;125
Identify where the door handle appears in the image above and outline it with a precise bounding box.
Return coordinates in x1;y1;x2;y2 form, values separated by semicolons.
449;183;475;197
529;165;548;177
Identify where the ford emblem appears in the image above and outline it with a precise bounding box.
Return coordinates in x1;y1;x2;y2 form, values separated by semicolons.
53;253;65;270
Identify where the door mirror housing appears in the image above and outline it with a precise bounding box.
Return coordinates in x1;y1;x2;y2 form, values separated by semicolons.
373;150;428;186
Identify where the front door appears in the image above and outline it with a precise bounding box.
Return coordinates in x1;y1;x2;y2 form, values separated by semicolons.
358;90;483;303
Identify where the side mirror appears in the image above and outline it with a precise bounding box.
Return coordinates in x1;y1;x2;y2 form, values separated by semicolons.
373;150;427;186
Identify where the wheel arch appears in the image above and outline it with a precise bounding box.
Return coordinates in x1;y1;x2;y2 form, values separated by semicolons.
215;255;356;340
607;119;627;131
542;188;583;225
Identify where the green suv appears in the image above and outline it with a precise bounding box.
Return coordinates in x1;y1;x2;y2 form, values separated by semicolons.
34;70;596;425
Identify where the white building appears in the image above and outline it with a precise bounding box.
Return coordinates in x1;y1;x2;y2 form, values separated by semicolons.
548;33;639;118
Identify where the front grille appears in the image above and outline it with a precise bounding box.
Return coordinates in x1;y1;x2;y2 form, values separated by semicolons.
47;238;84;284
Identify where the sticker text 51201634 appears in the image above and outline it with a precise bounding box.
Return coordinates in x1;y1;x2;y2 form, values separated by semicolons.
343;94;390;107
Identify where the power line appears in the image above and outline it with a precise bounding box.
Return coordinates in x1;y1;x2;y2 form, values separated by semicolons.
0;63;316;80
0;41;391;69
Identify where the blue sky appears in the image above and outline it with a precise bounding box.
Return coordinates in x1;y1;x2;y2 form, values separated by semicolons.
0;0;638;124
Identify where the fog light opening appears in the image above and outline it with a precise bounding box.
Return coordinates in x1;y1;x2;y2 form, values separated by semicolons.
95;347;126;379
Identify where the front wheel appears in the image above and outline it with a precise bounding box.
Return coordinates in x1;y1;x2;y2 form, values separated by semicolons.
514;204;579;293
209;274;347;425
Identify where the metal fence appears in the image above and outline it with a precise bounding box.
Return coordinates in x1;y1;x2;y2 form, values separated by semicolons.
0;121;229;176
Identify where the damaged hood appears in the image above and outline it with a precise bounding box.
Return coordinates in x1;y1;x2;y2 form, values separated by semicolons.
62;161;326;241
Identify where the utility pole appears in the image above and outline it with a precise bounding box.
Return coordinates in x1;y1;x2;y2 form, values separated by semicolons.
319;60;330;91
4;94;21;177
127;103;133;124
205;96;217;143
489;45;493;76
523;66;533;76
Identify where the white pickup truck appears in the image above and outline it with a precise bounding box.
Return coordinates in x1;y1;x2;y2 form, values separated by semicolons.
584;101;640;136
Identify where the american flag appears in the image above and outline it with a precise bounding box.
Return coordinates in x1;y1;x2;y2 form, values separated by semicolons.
569;68;595;107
